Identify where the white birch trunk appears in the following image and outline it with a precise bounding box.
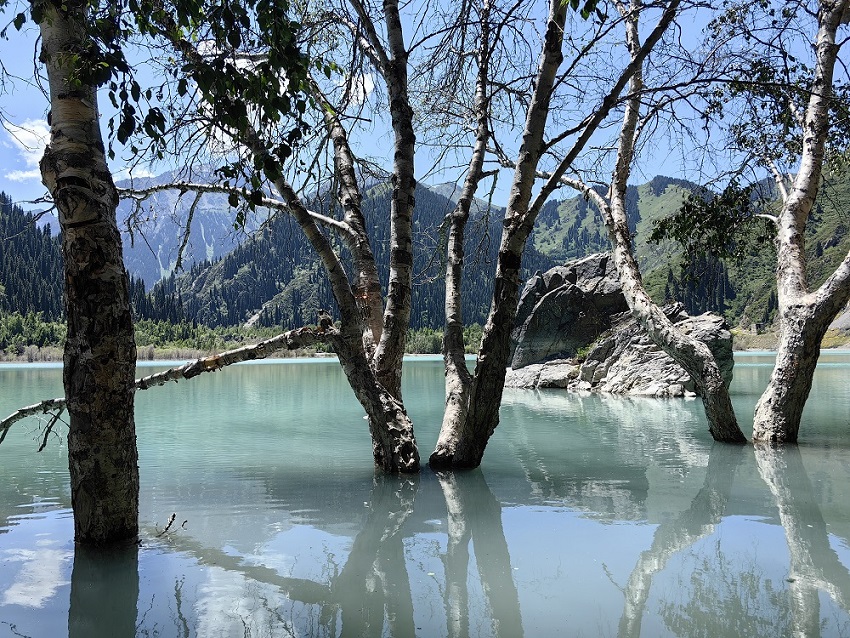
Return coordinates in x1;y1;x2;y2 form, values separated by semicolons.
37;0;139;544
434;0;681;468
430;0;568;469
600;0;745;442
372;0;417;400
431;0;492;467
753;0;850;442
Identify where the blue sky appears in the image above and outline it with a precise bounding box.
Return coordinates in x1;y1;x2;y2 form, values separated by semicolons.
0;2;784;214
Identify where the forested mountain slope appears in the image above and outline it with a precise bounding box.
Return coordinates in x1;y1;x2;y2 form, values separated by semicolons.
139;182;556;330
4;172;849;333
0;192;63;320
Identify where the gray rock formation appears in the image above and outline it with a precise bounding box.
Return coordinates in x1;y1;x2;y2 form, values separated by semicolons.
507;255;734;397
511;254;628;369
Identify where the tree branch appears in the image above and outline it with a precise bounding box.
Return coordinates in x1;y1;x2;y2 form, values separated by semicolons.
0;327;337;443
118;182;359;243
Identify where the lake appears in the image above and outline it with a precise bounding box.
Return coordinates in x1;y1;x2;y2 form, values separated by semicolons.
2;353;850;637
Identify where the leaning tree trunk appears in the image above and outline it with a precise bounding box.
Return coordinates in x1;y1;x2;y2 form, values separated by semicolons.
752;0;850;443
429;0;568;469
431;1;492;467
150;16;421;473
599;0;745;443
38;0;139;543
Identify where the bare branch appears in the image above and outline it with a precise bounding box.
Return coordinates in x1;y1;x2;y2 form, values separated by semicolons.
0;327;337;442
118;181;359;243
526;0;682;224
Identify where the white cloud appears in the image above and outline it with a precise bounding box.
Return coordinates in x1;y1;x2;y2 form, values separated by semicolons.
1;543;71;608
113;165;156;181
347;74;374;106
4;168;42;182
3;119;49;182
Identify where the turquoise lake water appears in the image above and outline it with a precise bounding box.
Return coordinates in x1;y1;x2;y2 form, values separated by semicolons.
2;353;850;637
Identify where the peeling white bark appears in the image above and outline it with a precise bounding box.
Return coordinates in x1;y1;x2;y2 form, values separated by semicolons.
752;0;850;443
37;0;139;544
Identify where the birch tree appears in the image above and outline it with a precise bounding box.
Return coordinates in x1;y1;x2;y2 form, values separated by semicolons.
118;0;423;472
29;0;139;544
748;0;850;442
429;0;684;468
557;0;746;442
653;0;850;442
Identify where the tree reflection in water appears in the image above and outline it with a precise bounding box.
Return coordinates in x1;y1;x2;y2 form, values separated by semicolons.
68;543;139;638
618;443;850;637
436;471;523;638
119;471;521;637
754;445;850;637
47;418;850;635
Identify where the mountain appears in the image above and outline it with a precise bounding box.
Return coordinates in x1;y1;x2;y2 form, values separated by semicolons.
116;169;266;286
7;170;850;334
0;192;63;320
138;181;556;330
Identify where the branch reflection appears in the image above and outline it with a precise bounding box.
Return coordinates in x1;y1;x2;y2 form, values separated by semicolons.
617;444;745;638
139;470;523;636
754;444;850;636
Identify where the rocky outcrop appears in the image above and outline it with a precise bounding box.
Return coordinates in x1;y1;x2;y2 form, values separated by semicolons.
511;254;628;369
506;255;734;397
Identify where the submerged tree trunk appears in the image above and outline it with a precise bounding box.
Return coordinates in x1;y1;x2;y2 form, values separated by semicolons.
38;0;139;544
753;269;850;442
432;0;492;467
430;0;568;469
150;10;421;472
431;0;681;469
752;0;850;443
594;0;745;443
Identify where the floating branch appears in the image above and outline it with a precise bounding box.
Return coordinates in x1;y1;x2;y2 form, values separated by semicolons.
0;326;336;444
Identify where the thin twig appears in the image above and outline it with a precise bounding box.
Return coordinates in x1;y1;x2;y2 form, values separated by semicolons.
37;407;65;452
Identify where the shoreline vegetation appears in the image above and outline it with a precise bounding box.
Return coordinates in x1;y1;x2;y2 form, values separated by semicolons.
0;314;487;363
3;312;850;364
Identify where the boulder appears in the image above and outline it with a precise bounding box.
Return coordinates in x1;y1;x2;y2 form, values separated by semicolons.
505;254;734;397
511;254;628;369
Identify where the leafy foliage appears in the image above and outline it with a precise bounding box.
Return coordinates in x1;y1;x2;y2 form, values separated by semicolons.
648;183;774;265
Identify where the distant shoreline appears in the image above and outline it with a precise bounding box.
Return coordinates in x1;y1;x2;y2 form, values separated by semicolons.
4;329;850;364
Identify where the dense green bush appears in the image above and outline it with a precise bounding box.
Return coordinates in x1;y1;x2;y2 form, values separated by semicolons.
0;312;66;352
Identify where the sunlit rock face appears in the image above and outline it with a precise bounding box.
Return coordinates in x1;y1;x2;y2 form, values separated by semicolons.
507;254;733;397
511;253;628;369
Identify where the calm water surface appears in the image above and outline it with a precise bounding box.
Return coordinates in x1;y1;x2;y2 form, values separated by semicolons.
2;353;850;637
